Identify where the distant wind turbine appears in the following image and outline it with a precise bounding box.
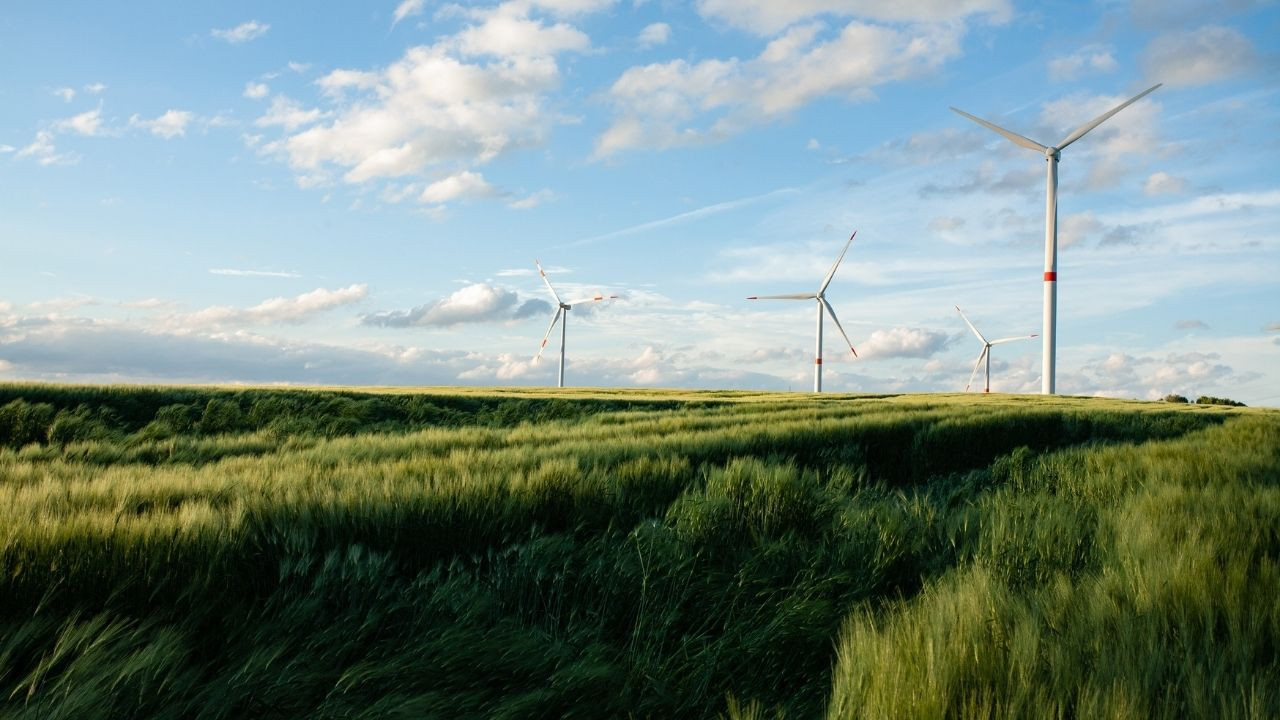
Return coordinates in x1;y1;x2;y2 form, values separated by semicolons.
950;83;1161;395
533;260;618;388
956;305;1037;393
748;232;858;393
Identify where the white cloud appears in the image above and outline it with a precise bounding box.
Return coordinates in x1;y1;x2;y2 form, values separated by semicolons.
1142;25;1259;87
1048;45;1116;81
212;20;270;44
361;282;549;327
694;0;1011;35
420;171;495;204
858;327;950;359
596;20;967;157
1144;171;1188;196
392;0;425;27
0;145;15;154
255;96;328;130
288;61;311;74
53;87;75;102
244;82;270;100
84;82;107;94
454;2;592;58
508;188;555;209
177;284;368;328
131;109;195;139
16;131;77;166
637;22;671;47
56;107;104;136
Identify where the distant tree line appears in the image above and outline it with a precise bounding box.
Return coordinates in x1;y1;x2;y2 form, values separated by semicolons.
1163;394;1246;407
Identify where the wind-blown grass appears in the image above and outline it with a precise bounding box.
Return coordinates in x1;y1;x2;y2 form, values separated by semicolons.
0;384;1275;718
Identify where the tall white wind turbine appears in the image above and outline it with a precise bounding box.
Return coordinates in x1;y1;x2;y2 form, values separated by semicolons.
955;305;1037;394
950;84;1161;395
533;260;617;388
747;232;858;393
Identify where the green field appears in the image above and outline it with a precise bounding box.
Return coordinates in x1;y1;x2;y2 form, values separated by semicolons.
1;384;1277;719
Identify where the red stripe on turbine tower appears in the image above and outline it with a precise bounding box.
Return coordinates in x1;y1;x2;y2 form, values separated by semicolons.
1044;271;1057;281
815;358;822;365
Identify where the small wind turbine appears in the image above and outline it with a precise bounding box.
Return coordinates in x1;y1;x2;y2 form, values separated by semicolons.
533;260;617;388
955;305;1037;393
950;83;1160;395
748;231;858;393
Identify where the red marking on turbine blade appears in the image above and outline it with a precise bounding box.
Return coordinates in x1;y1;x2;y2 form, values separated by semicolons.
746;296;758;300
851;347;858;358
815;358;822;365
1044;271;1057;281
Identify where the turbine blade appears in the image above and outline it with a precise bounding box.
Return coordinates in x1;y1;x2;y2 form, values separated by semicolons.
955;305;988;345
965;346;988;392
535;259;563;305
1056;84;1162;151
747;293;817;300
564;293;619;305
989;333;1039;345
819;230;857;294
950;107;1048;153
821;297;858;358
533;307;563;362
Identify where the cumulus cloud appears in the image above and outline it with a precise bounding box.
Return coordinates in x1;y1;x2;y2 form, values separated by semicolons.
212;20;270;44
171;284;368;329
130;109;195;139
596;20;968;157
858;327;951;359
53;87;75;102
362;283;550;328
637;22;671;47
1048;45;1116;81
244;82;270;100
84;82;107;94
1142;25;1259;87
918;162;1040;199
256;2;596;201
694;0;1011;35
420;171;495;204
927;216;966;232
1072;350;1239;400
1176;319;1209;330
56;107;104;136
1144;171;1187;195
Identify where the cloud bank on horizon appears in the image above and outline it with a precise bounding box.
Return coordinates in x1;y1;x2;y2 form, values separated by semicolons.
1;0;1277;405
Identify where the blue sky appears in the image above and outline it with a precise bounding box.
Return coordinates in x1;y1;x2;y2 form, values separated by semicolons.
2;0;1277;404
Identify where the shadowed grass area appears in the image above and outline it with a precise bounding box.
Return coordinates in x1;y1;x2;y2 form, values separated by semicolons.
0;384;1275;718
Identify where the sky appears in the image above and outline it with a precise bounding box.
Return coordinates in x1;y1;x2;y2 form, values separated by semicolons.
1;0;1278;404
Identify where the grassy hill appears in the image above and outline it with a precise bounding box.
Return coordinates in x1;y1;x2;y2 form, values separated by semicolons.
0;385;1276;718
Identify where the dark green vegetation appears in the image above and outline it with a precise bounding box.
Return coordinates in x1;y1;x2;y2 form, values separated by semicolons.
0;384;1276;719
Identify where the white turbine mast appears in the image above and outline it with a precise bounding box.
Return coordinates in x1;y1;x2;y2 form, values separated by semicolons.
533;260;618;388
950;83;1161;395
747;231;859;393
955;305;1037;394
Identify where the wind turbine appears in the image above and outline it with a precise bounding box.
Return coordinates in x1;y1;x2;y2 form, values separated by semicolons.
747;231;858;393
950;83;1161;395
955;305;1037;393
533;260;617;388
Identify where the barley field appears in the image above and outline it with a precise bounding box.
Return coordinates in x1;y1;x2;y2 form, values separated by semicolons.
0;384;1276;718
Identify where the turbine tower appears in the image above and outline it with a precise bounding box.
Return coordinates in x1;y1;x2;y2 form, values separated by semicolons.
955;305;1037;393
748;232;858;393
533;260;617;388
950;84;1160;395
